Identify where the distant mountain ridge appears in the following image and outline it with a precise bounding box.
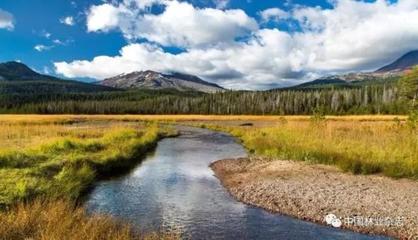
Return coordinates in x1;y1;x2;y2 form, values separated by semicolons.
0;61;58;81
2;49;417;94
291;50;418;89
376;50;418;73
0;61;115;94
100;70;224;93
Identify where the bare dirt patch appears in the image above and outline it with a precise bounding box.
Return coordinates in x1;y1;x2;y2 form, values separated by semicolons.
211;158;418;240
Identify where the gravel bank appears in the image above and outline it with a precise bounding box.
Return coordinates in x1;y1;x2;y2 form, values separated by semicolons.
210;158;418;240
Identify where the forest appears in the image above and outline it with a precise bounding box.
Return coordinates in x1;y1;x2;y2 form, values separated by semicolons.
0;68;416;115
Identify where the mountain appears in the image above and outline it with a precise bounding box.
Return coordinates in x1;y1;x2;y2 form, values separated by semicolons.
376;50;418;73
100;70;224;93
0;61;58;81
290;51;418;90
0;61;115;94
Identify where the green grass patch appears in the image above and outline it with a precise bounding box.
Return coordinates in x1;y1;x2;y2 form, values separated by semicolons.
0;124;174;205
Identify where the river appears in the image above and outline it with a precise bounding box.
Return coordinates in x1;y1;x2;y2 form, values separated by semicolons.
85;126;389;240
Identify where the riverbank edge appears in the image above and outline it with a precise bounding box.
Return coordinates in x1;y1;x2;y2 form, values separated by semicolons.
210;158;418;240
78;130;180;203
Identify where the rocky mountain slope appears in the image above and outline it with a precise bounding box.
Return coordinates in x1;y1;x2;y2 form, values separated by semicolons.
100;70;224;93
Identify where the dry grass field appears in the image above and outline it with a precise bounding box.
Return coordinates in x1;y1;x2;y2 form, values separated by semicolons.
0;199;178;240
205;115;417;179
0;114;407;124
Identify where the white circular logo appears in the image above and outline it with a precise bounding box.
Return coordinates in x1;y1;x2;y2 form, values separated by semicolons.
325;214;337;225
325;214;342;228
331;218;342;228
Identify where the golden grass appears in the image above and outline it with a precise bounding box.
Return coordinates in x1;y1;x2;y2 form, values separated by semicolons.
0;199;178;240
0;114;407;125
0;120;175;205
0;117;179;240
0;122;131;149
207;118;417;179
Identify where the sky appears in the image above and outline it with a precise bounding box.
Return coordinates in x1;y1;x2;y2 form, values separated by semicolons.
0;0;418;89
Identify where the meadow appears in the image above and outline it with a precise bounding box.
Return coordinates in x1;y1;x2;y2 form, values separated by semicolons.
0;116;179;239
0;119;177;205
205;115;417;179
0;114;416;239
1;114;415;204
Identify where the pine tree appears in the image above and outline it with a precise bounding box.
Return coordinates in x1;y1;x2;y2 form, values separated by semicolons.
399;66;418;109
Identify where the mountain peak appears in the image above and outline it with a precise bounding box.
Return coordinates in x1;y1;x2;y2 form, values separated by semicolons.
376;50;418;73
100;70;224;93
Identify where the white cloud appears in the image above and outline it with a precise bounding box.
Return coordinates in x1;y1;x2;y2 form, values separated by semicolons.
0;9;14;30
35;38;72;52
53;39;64;45
53;39;73;46
57;0;418;89
55;29;296;89
34;44;53;52
259;8;290;23
44;32;52;39
123;0;164;9
86;3;126;32
86;0;258;48
292;0;418;72
60;16;75;26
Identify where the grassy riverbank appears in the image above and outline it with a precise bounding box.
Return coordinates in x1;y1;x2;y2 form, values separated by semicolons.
2;114;414;182
0;117;177;239
0;121;175;205
205;116;417;179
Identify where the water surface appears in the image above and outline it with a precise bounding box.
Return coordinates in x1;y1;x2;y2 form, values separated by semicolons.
86;127;389;240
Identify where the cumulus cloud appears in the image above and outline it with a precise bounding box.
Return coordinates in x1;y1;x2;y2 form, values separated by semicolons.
87;4;124;32
56;0;418;89
292;0;418;72
60;16;75;26
259;8;290;23
86;0;258;48
55;29;297;89
0;9;14;30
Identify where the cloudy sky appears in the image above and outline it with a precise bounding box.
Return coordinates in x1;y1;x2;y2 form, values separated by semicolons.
1;0;418;89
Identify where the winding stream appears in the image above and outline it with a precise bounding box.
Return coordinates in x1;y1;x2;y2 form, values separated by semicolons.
86;126;389;240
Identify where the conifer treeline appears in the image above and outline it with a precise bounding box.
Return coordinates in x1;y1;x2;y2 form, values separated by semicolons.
0;84;407;115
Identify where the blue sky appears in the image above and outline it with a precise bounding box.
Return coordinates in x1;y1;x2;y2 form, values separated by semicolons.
0;0;329;68
0;0;125;74
0;0;417;89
